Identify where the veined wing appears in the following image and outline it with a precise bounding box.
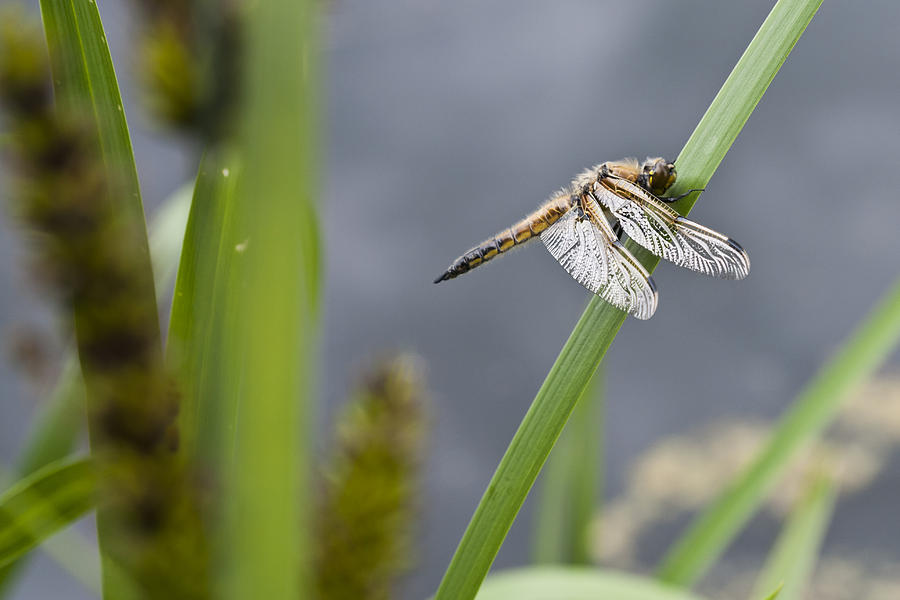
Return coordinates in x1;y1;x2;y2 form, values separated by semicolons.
541;196;658;320
596;177;750;280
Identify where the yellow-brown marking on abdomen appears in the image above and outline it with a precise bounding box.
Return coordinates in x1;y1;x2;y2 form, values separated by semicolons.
434;192;575;283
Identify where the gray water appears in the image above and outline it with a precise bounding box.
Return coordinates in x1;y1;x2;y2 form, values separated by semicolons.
2;1;900;598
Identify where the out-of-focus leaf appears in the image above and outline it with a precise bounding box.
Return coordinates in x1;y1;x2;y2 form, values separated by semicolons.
474;567;707;600
214;0;320;597
38;1;171;594
761;584;784;600
0;458;95;569
749;477;835;600
40;0;150;237
166;149;240;461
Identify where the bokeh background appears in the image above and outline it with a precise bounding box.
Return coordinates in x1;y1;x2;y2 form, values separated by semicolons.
2;1;900;598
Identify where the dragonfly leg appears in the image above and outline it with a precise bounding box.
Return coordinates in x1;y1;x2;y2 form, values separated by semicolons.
573;195;589;222
658;188;705;203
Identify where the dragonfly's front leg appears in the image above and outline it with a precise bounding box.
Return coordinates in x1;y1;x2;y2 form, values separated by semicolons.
573;191;590;223
658;188;705;203
582;180;625;239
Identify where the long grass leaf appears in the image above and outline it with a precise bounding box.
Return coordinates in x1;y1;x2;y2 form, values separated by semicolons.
434;1;821;597
474;567;707;600
0;358;83;595
0;458;95;569
37;1;179;594
39;0;154;269
568;369;603;564
749;476;835;600
531;427;573;564
217;0;319;597
657;281;900;586
166;149;241;462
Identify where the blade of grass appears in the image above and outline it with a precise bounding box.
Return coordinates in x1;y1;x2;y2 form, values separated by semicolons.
748;475;835;600
762;585;784;600
38;0;181;594
474;567;707;600
530;423;574;564
568;368;603;565
0;464;100;596
0;458;95;569
434;1;822;598
39;0;154;267
657;283;900;587
532;367;603;564
216;0;320;598
0;358;83;595
166;149;241;462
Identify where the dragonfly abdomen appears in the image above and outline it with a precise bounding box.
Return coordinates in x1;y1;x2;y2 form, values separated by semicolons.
434;192;574;283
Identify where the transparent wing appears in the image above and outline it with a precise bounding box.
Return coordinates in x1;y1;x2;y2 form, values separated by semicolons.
595;178;750;280
541;198;658;320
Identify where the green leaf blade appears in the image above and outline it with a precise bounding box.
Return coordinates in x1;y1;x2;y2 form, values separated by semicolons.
762;584;784;600
40;0;152;258
0;459;95;570
166;149;241;462
475;567;707;600
215;0;320;598
749;476;836;600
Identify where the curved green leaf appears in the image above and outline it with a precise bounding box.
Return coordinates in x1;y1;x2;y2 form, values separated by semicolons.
39;0;155;288
40;0;147;230
762;584;784;600
475;567;706;600
166;149;241;462
434;1;822;598
216;0;320;597
38;2;166;593
0;459;95;570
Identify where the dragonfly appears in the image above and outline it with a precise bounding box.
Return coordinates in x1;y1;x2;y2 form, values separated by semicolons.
434;157;749;319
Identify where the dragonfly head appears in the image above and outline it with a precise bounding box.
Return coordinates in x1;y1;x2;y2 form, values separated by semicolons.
640;158;677;196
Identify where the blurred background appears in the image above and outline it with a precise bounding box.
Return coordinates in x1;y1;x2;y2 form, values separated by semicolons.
2;0;900;598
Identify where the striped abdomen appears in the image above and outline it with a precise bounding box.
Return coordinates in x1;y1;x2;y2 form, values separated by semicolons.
434;192;575;283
